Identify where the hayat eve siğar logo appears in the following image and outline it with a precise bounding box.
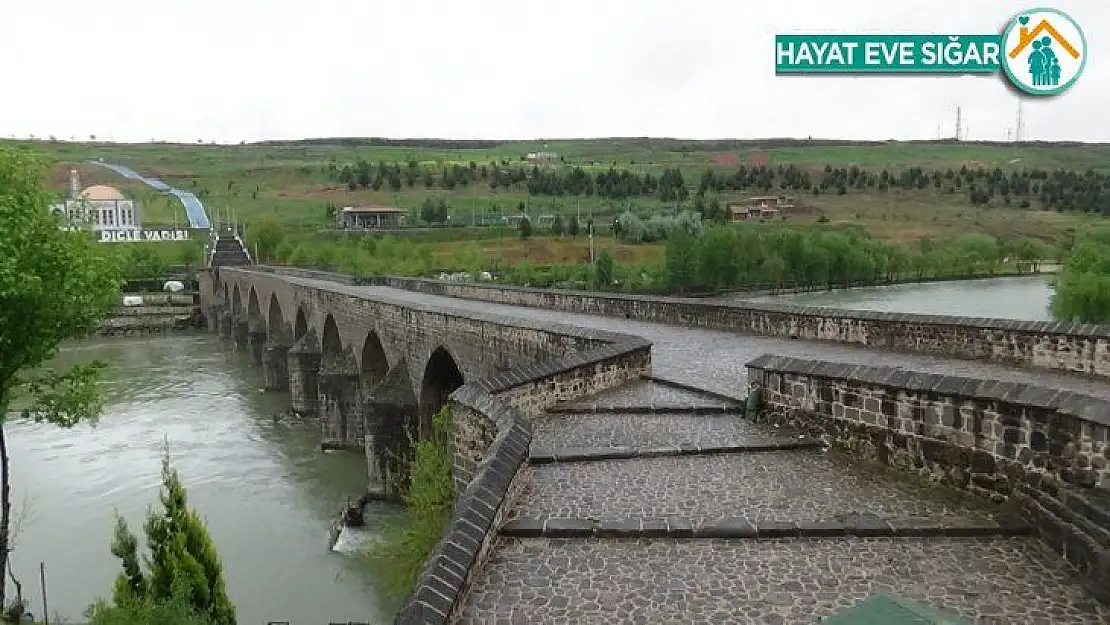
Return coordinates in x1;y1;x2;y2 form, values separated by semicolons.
1000;7;1087;95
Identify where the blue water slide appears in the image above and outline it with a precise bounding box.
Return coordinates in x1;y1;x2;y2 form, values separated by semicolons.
87;161;211;229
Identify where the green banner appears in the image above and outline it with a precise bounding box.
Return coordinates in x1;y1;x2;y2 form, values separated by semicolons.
775;35;1003;73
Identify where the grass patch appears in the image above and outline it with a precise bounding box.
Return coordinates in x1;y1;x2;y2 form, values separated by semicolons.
366;406;454;600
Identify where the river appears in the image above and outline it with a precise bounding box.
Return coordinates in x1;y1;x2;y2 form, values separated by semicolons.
6;334;397;625
736;275;1056;321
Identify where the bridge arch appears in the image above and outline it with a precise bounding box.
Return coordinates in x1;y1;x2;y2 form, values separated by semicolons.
246;287;263;331
419;346;464;429
359;331;389;393
294;305;310;343
231;284;242;318
321;314;343;361
267;293;286;340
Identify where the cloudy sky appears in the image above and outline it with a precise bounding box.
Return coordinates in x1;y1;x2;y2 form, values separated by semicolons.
2;0;1105;143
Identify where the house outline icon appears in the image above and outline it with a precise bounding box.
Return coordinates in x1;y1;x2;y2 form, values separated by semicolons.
1009;17;1081;60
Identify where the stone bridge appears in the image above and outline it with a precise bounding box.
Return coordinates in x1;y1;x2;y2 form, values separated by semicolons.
199;267;1110;624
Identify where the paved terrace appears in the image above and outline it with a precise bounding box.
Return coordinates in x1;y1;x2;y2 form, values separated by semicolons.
459;380;1109;624
258;278;1110;624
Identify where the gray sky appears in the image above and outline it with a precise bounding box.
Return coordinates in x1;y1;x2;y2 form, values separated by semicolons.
2;0;1106;143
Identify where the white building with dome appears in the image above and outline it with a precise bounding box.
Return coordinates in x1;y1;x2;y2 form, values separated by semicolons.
50;169;142;232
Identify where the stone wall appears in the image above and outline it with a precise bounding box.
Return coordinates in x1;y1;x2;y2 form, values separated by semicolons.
395;337;651;624
96;293;203;337
368;276;1110;379
746;354;1110;602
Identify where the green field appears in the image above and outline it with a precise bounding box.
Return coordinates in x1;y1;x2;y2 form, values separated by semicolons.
9;136;1110;258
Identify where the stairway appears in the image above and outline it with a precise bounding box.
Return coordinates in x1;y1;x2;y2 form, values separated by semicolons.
207;231;252;267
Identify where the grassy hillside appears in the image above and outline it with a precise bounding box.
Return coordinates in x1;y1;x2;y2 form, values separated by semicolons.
9;137;1110;245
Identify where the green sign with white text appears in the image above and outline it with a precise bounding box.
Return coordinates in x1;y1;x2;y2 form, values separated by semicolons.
775;35;1002;73
774;7;1089;96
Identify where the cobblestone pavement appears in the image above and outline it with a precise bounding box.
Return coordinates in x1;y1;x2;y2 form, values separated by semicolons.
557;380;738;410
330;283;1110;399
515;450;1003;524
531;411;775;451
457;536;1109;625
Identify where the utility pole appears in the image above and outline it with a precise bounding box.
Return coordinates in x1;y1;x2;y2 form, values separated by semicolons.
1016;100;1025;142
955;106;962;141
588;206;595;265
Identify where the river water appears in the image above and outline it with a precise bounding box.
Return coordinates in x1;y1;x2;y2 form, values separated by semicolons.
6;334;397;625
737;275;1056;321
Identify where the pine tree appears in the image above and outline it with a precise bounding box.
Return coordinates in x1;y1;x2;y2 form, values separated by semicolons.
102;449;236;625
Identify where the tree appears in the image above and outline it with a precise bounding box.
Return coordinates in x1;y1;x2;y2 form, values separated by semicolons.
593;251;615;290
88;448;236;625
177;244;203;268
0;148;122;612
518;215;532;240
245;215;286;263
567;216;579;237
551;216;564;237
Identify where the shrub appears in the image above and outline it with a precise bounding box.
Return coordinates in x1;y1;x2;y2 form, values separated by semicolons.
367;406;453;598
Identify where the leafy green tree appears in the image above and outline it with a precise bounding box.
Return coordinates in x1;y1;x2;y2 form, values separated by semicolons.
593;251;615;290
0;148;122;611
518;215;532;240
93;449;236;625
551;216;564;237
178;243;203;268
245;215;286;263
567;217;580;237
121;246;170;280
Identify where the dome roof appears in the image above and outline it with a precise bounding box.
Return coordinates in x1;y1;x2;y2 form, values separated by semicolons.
80;185;126;201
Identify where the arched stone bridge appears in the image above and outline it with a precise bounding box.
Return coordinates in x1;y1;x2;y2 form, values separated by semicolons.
200;267;1110;624
203;266;650;498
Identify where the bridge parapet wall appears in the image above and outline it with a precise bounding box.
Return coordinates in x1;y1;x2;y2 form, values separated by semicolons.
369;275;1110;379
746;354;1110;603
397;338;650;624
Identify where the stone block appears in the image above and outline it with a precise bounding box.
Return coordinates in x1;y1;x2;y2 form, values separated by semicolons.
594;519;641;538
756;520;799;538
796;520;847;537
695;517;757;538
542;518;594;538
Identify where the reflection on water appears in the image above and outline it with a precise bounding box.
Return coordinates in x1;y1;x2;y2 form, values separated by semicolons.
7;334;398;624
737;276;1055;321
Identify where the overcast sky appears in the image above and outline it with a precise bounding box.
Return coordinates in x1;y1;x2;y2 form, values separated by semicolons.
2;0;1105;143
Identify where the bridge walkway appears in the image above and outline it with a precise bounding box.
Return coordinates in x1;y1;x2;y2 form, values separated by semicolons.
296;278;1110;401
455;379;1108;624
276;277;1110;623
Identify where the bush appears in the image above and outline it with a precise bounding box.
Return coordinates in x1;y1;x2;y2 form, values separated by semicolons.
87;589;215;625
367;406;453;598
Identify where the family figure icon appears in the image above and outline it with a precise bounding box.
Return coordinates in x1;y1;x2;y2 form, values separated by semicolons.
1028;37;1061;86
1005;11;1083;94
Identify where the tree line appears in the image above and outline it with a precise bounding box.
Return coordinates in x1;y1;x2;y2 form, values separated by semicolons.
323;158;1110;214
663;222;1053;293
1051;227;1110;323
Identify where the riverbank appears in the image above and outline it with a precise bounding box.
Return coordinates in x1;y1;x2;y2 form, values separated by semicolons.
96;292;205;336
